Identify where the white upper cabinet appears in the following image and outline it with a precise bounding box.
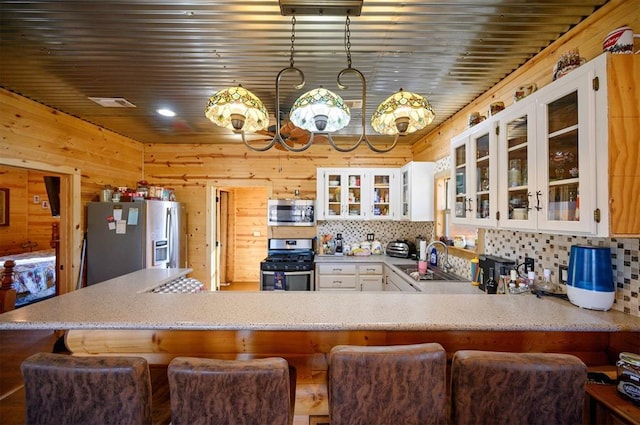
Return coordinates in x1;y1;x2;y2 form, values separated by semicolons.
400;161;435;221
451;119;498;227
452;52;619;236
317;164;433;222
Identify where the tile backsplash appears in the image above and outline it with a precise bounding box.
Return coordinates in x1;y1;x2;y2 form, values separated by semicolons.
484;229;639;317
317;221;434;248
317;221;639;317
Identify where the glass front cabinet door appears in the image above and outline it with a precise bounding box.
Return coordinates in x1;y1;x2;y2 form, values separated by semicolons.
451;120;498;227
320;169;367;220
498;101;537;230
367;169;397;220
535;65;596;234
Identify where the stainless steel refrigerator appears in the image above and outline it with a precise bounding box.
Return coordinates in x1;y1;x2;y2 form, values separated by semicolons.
86;200;186;285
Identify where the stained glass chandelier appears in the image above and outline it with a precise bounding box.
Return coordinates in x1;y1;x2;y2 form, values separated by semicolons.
204;11;434;153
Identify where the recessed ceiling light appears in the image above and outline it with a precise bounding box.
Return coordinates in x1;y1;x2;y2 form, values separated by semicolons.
156;108;176;117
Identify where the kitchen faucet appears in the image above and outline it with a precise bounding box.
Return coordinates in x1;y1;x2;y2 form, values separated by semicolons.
425;240;453;273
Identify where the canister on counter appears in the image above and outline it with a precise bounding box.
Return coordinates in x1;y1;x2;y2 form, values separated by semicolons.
471;257;480;286
617;352;640;405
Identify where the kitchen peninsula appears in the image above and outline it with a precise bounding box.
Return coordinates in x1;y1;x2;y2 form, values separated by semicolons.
1;267;638;418
1;266;638;332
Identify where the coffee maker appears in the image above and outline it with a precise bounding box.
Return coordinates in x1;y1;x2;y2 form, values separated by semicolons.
334;233;344;256
478;255;516;291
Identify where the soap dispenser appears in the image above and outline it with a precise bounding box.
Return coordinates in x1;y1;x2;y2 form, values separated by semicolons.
429;246;438;267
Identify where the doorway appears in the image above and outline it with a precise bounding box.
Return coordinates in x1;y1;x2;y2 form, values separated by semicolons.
217;189;230;288
208;185;268;292
0;158;82;296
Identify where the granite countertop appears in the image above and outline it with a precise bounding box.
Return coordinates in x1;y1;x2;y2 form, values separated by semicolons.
0;268;638;333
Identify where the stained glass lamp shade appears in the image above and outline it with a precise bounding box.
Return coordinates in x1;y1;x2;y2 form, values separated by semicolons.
289;87;350;132
204;86;269;133
371;89;435;135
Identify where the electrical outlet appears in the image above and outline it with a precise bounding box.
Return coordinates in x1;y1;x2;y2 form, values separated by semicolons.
366;233;375;241
559;265;568;285
524;257;534;273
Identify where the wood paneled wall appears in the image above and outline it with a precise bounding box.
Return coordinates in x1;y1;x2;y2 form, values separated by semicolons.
412;0;640;162
0;166;61;256
144;143;412;283
1;89;144;288
1;90;144;205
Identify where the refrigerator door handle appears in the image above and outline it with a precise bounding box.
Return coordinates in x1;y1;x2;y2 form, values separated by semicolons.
166;207;174;268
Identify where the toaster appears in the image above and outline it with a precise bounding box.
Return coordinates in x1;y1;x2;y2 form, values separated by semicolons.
386;240;417;258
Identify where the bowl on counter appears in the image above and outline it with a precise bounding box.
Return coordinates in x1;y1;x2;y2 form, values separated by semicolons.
453;235;466;248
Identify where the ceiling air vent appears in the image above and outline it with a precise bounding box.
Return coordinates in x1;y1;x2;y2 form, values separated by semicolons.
279;0;362;16
88;97;136;108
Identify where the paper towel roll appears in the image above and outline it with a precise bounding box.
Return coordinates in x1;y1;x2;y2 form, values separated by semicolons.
419;240;427;261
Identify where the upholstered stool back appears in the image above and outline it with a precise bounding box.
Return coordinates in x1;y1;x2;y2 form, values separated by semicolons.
167;356;296;425
21;352;152;425
328;343;447;425
450;350;587;425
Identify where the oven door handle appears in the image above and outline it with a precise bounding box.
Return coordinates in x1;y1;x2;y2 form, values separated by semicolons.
261;270;312;276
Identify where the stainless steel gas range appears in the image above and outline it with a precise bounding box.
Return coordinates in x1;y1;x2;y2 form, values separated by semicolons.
260;238;315;291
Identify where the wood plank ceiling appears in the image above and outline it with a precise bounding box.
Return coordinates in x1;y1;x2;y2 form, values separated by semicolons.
0;0;607;146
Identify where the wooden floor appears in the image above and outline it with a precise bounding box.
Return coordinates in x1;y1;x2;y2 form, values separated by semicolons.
219;281;260;291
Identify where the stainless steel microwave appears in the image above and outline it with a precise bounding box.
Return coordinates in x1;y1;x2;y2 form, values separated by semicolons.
267;199;316;226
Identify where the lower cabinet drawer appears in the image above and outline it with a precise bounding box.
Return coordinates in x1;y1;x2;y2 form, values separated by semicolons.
358;264;383;275
318;264;357;275
318;275;357;289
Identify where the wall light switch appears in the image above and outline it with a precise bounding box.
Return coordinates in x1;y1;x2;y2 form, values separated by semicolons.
253;231;261;237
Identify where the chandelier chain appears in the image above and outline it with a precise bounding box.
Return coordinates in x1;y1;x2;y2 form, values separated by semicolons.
345;16;352;68
289;16;296;68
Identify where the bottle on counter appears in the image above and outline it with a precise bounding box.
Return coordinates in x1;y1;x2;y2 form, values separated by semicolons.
527;271;536;290
509;269;521;294
485;268;498;294
497;267;507;294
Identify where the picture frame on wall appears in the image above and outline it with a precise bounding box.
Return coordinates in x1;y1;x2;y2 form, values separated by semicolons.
0;188;9;226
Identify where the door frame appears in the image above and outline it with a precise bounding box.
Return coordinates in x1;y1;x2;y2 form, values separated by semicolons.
205;182;271;291
0;157;82;295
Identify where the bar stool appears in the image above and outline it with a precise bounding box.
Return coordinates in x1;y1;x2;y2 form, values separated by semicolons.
167;356;296;425
328;343;447;425
450;350;588;425
21;352;152;425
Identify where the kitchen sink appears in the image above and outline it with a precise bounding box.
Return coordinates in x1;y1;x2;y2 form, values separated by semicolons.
393;264;468;282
